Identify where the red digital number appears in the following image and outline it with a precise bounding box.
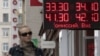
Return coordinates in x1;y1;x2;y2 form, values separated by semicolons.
46;2;69;12
59;13;63;22
58;3;69;11
54;14;57;22
92;13;99;22
46;3;51;11
63;3;69;11
75;13;86;22
45;13;51;21
76;2;87;11
51;3;56;11
46;2;57;11
64;13;69;22
58;3;63;11
59;13;69;22
91;2;99;11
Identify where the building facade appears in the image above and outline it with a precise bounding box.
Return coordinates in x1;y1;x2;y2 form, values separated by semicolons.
0;0;22;56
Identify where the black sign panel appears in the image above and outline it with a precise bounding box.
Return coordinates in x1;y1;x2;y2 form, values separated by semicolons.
44;0;100;29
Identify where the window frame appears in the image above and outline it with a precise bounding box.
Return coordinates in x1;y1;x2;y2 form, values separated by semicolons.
2;43;9;52
82;30;94;56
2;28;10;37
19;0;22;8
3;13;9;22
3;0;9;8
18;14;23;24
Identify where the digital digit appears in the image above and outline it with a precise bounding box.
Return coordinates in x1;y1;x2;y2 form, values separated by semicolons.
76;2;81;11
59;13;63;22
45;14;51;21
81;3;87;11
51;2;56;11
64;13;69;22
64;3;69;11
75;13;86;22
92;13;99;22
58;13;69;22
46;3;51;11
58;3;69;11
91;2;99;11
76;2;87;11
58;3;63;11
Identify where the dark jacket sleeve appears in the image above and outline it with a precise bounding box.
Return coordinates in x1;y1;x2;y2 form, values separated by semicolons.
9;47;14;55
9;46;24;56
39;48;43;56
36;48;44;56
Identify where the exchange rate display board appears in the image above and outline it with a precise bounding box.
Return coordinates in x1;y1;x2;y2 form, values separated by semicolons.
44;0;100;29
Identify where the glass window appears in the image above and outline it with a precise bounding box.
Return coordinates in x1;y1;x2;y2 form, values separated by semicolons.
3;43;9;52
3;13;8;22
19;0;22;8
2;28;9;37
18;14;23;23
3;0;8;8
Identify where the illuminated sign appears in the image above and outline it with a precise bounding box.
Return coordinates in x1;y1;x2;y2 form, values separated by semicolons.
44;0;100;29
